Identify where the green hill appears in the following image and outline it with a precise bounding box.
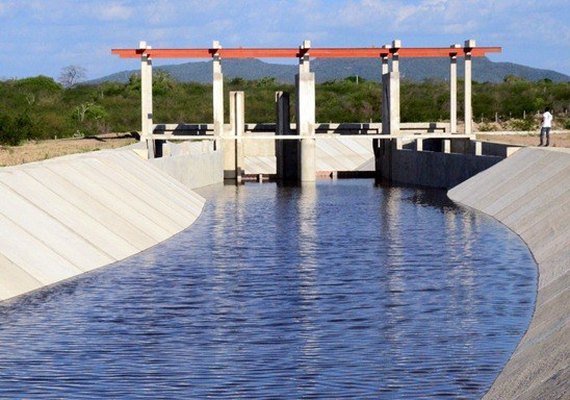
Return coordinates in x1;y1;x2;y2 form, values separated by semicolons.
93;57;570;84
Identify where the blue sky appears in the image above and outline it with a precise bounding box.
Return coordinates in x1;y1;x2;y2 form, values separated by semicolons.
2;0;570;80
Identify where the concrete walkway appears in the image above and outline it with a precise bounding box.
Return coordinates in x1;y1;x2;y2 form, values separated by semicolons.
0;149;205;302
448;147;570;399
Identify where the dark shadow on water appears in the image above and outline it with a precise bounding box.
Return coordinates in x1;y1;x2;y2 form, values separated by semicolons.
375;179;458;212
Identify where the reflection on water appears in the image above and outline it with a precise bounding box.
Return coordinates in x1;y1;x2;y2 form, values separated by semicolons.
0;180;536;399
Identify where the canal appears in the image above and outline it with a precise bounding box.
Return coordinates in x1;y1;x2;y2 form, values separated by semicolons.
0;180;536;399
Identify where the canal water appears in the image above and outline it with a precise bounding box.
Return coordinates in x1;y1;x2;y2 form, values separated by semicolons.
0;180;536;399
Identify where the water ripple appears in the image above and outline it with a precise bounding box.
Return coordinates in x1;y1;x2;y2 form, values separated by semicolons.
0;180;536;399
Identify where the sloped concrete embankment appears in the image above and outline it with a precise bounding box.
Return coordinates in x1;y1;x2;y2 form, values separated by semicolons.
448;147;570;399
241;136;376;175
0;149;206;302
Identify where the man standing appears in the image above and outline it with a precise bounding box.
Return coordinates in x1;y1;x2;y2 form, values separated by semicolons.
540;107;553;146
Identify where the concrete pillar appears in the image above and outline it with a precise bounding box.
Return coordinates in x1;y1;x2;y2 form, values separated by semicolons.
464;39;475;135
376;41;402;182
275;91;285;179
395;138;403;150
228;91;244;182
140;41;154;159
212;41;224;142
475;141;483;156
381;40;401;136
381;44;390;76
276;91;298;181
382;78;390;134
391;39;401;73
296;40;316;182
450;44;461;134
443;139;451;153
390;40;401;136
223;90;237;180
379;43;390;146
416;138;423;151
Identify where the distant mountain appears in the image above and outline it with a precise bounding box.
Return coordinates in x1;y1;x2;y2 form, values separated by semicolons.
92;57;570;84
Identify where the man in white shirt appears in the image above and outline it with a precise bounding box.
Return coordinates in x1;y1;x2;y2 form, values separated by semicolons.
540;107;553;146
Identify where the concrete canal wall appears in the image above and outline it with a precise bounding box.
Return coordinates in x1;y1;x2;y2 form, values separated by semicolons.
150;141;224;189
376;139;520;189
448;147;570;400
0;148;206;302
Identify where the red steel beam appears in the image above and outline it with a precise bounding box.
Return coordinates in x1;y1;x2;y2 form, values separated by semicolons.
111;46;501;59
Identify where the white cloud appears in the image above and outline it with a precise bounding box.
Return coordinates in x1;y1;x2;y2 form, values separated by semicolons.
3;0;570;78
96;3;134;21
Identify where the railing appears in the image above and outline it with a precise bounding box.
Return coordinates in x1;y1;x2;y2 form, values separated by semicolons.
151;122;454;140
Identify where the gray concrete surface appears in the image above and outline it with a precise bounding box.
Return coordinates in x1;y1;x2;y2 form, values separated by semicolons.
151;141;224;189
0;148;206;302
448;147;570;400
377;142;504;189
242;136;376;175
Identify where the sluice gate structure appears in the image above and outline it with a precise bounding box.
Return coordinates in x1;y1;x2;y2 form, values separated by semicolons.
112;40;503;187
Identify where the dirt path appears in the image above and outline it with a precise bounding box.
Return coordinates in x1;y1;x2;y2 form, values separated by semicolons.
0;133;137;167
476;131;570;148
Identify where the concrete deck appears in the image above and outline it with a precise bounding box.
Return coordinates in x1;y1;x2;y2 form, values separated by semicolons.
448;147;570;399
0;149;205;302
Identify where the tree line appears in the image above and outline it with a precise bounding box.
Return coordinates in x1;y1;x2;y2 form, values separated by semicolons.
1;72;569;146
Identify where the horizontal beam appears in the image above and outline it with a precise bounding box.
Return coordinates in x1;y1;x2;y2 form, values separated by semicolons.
112;47;501;59
150;134;474;140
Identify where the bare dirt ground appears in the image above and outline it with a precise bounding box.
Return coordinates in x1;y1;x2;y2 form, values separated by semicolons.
476;131;570;148
0;133;137;167
1;131;569;167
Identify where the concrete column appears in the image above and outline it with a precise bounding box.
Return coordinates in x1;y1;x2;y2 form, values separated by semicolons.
381;40;401;136
416;138;423;151
275;91;285;179
395;138;403;150
296;40;316;182
464;39;475;135
389;40;401;136
381;78;389;134
381;44;390;76
391;39;401;73
212;41;224;141
450;44;461;134
223;90;237;180
475;141;483;156
228;91;244;182
276;91;298;181
377;41;401;181
379;44;390;145
140;41;154;159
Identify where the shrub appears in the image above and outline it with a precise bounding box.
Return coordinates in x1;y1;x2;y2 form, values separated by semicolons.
477;122;496;132
0;112;35;145
509;117;536;132
14;76;63;93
